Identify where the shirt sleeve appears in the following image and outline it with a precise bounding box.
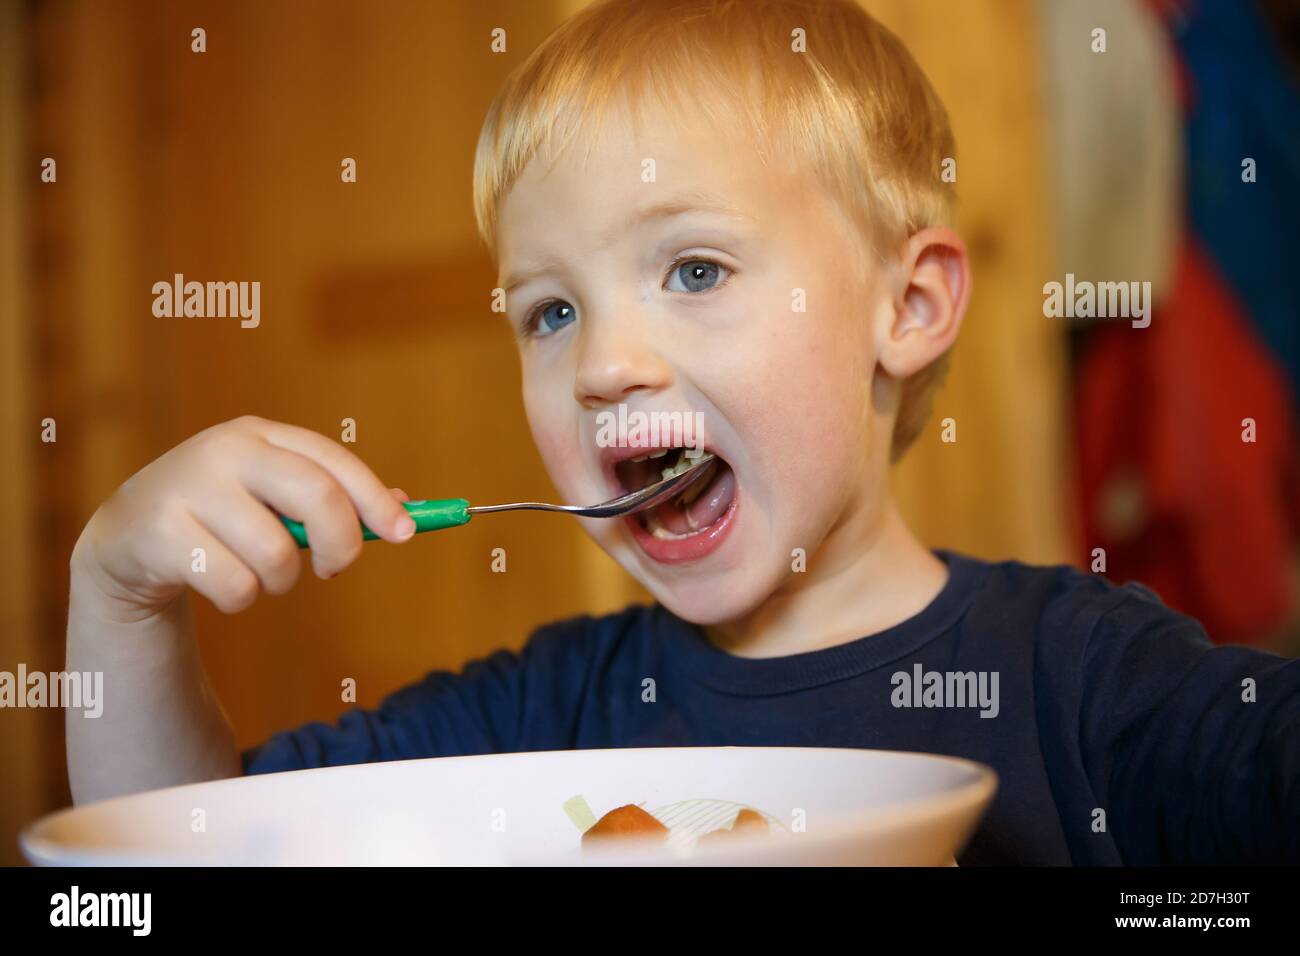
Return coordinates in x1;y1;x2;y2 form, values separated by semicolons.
1077;587;1300;863
241;625;569;775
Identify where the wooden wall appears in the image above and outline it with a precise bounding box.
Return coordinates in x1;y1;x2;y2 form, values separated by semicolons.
868;0;1070;565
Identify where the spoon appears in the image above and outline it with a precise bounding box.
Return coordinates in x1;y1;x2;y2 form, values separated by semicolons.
280;453;718;549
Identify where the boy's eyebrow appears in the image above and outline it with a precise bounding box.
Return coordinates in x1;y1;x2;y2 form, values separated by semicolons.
601;191;755;246
501;254;566;296
501;192;753;294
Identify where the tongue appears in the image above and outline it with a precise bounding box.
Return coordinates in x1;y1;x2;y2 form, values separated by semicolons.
656;463;736;535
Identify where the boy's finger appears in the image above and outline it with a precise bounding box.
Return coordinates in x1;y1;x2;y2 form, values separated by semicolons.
390;487;410;502
236;443;364;578
187;489;303;596
163;512;262;614
245;419;415;543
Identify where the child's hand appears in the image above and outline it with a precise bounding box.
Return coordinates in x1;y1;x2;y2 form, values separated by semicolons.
71;415;417;618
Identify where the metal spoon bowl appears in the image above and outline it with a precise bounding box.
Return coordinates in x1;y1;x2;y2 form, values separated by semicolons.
468;453;718;519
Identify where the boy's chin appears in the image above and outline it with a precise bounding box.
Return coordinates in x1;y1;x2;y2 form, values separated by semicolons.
636;568;774;626
587;521;781;624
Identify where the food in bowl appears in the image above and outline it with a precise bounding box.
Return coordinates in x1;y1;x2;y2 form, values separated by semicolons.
581;804;668;846
697;807;769;846
581;802;772;854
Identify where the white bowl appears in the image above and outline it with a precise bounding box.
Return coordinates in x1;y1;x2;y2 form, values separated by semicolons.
22;747;997;866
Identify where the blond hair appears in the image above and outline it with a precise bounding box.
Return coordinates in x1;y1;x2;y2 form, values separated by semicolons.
473;0;956;461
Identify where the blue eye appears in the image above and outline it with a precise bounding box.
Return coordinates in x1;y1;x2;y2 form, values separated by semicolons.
667;259;727;293
527;300;577;337
521;256;730;338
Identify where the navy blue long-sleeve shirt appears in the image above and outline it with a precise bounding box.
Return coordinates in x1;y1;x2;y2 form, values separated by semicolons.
241;549;1300;865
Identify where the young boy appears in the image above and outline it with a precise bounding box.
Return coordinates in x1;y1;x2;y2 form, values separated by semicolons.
66;0;1299;865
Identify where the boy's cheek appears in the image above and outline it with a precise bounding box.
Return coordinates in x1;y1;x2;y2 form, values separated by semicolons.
521;399;581;490
532;427;581;489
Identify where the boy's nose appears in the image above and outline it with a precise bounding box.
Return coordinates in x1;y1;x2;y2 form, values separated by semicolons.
572;315;673;408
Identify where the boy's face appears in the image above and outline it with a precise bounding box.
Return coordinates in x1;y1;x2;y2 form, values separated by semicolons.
496;104;895;624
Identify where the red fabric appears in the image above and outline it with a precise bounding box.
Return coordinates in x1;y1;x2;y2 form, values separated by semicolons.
1075;238;1299;645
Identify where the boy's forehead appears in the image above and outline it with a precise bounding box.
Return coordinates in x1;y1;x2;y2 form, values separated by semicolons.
498;108;785;257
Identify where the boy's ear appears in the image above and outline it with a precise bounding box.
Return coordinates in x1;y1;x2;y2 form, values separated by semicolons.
876;226;971;380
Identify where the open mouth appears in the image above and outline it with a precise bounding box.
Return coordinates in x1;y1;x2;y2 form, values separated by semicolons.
611;446;738;542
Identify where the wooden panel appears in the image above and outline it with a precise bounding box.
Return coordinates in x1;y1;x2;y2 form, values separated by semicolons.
311;255;497;342
0;0;48;869
868;0;1071;565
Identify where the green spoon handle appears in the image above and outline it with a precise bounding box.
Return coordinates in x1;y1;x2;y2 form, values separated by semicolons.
280;498;472;549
